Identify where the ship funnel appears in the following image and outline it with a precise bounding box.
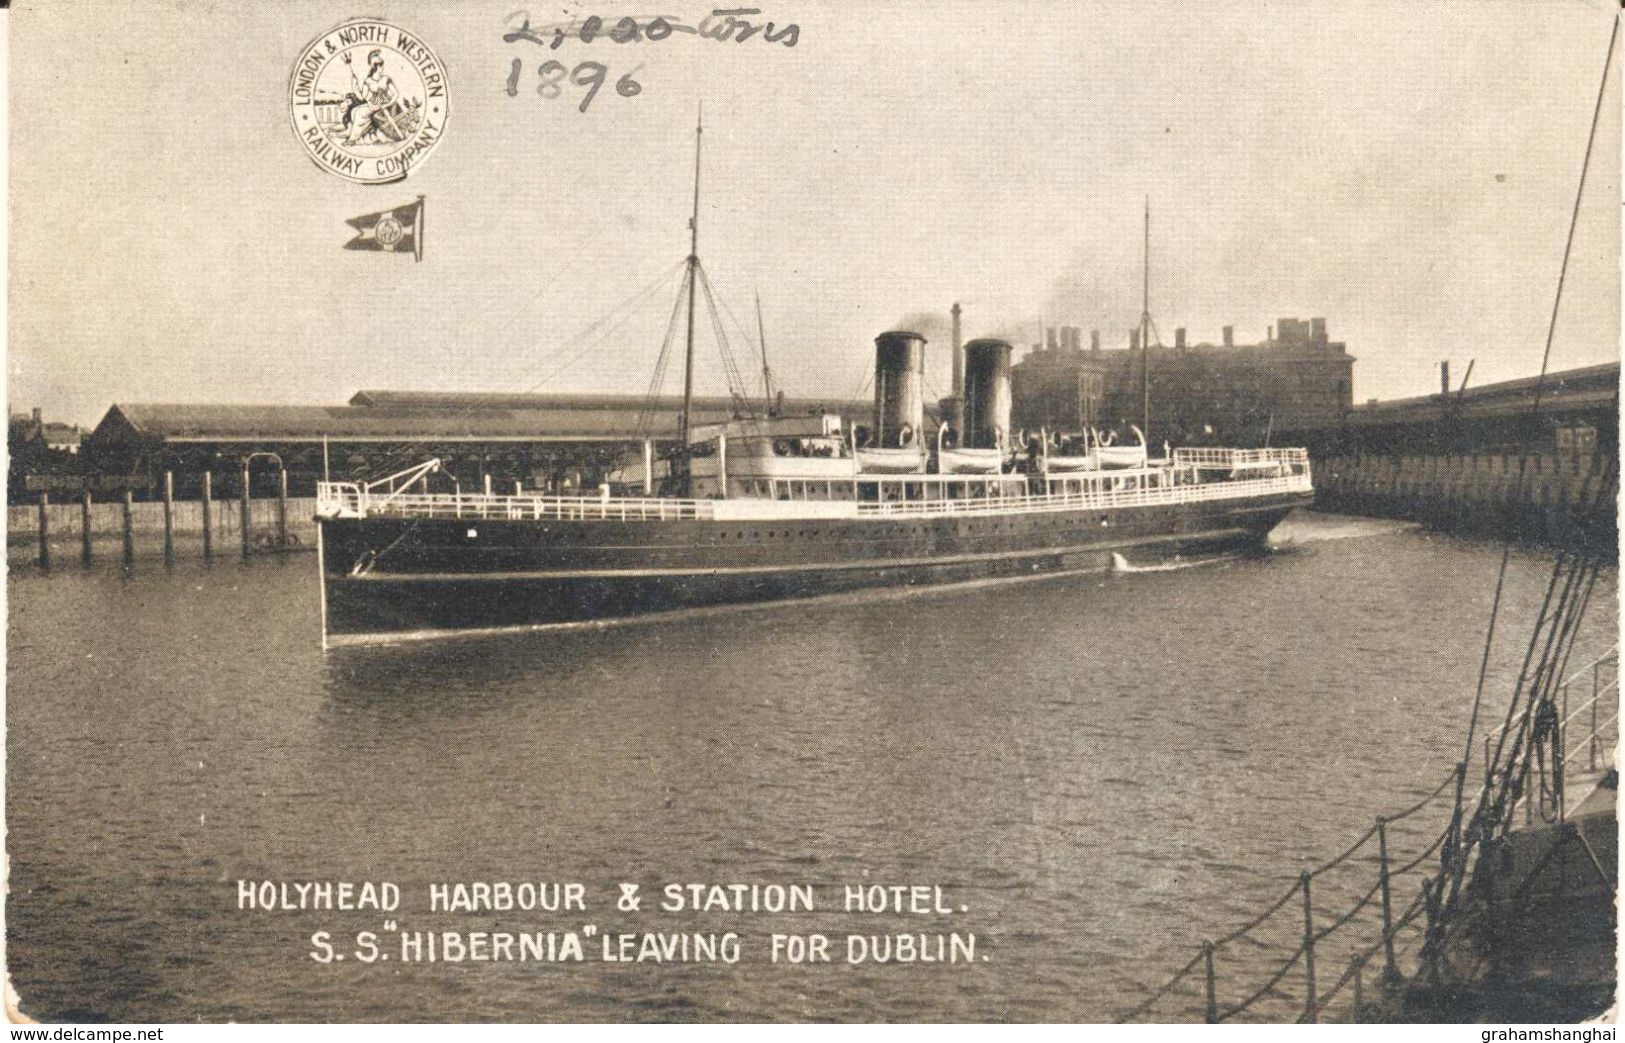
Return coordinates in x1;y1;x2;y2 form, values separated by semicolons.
872;330;928;448
962;338;1013;450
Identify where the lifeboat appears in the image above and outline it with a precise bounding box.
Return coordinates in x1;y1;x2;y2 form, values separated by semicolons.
854;424;927;474
935;423;1004;474
1094;426;1149;469
1041;429;1100;473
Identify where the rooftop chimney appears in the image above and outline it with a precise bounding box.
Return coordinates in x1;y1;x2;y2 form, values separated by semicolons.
950;302;963;398
1090;329;1101;352
1441;360;1451;397
1175;327;1186;349
1045;327;1059;351
1222;325;1234;348
1311;317;1327;346
31;407;41;424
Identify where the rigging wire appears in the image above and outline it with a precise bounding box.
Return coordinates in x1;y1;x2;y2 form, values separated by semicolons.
1458;11;1618;769
1418;12;1618;975
354;259;686;483
634;263;696;441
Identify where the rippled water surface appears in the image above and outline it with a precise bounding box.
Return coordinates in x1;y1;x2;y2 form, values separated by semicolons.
6;512;1616;1022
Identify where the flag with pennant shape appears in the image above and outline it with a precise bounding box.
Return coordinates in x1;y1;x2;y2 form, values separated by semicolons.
344;197;424;261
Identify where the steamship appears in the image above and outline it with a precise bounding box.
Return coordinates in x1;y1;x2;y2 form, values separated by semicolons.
312;120;1314;647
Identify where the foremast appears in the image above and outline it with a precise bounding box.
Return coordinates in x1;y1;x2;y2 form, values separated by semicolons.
678;107;703;495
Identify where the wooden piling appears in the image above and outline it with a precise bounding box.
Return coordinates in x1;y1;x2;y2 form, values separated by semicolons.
36;491;50;568
121;491;135;565
201;471;214;560
81;491;93;566
240;463;251;559
276;467;289;549
162;471;175;563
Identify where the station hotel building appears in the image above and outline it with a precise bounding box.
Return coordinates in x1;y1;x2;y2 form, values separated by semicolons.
1011;317;1355;446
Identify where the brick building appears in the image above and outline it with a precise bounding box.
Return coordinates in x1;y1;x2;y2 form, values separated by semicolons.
1011;318;1355;446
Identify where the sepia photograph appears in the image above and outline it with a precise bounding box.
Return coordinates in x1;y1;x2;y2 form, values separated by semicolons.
4;0;1620;1026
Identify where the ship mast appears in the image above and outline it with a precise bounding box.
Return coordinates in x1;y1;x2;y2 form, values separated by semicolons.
678;106;703;494
1140;196;1150;443
756;289;774;414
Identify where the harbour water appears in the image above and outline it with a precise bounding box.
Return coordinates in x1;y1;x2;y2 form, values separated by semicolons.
6;511;1616;1022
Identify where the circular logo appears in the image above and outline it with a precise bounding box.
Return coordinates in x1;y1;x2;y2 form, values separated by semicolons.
374;216;405;247
288;19;449;184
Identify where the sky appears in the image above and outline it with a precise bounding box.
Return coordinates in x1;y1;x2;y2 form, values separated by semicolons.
8;0;1621;427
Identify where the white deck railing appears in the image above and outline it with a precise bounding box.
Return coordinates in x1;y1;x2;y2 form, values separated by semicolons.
318;466;1312;525
1173;447;1308;469
857;472;1312;516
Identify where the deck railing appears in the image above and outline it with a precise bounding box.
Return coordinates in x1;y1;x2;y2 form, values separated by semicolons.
317;485;715;522
1173;447;1309;469
1118;645;1617;1024
858;472;1311;517
317;468;1312;524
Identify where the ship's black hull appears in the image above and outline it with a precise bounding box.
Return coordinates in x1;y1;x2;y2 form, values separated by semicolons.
318;492;1310;644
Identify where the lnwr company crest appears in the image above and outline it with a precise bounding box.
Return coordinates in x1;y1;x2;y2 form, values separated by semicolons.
288;18;449;184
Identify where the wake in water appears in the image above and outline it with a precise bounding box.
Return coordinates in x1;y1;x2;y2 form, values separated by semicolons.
1110;551;1237;574
1268;510;1421;546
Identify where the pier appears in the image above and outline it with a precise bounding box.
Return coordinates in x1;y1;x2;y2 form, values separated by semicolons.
9;469;312;565
1283;363;1618;554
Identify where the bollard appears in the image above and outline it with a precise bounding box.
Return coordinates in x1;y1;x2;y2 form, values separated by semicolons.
201;471;214;560
162;472;174;564
81;491;93;566
240;464;251;559
1202;941;1218;1023
36;492;50;568
1301;872;1317;1023
1377;817;1398;984
277;467;289;549
121;491;135;565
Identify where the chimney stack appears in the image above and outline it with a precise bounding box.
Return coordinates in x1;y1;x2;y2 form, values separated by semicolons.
1045;327;1058;351
1222;325;1233;348
1090;329;1101;352
1441;360;1451;397
1175;327;1186;350
1311;317;1327;346
31;407;41;424
1129;328;1140;352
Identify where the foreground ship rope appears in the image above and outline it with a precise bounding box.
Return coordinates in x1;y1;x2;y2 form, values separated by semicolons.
1115;640;1618;1023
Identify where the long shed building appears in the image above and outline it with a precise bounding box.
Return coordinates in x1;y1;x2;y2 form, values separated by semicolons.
81;392;867;497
